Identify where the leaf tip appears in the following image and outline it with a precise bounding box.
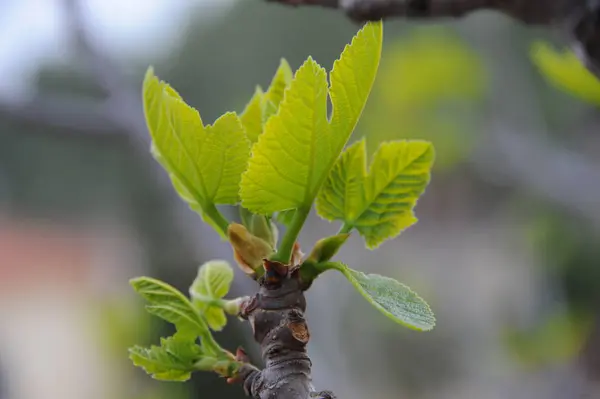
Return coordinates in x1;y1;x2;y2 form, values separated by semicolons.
278;58;293;79
129;276;145;290
144;66;156;83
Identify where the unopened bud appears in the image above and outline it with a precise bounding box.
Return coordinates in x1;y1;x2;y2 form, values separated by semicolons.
228;223;274;276
250;214;278;248
307;233;350;263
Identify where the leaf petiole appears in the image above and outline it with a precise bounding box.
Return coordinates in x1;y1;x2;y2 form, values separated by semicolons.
271;206;311;264
337;223;353;235
203;203;231;237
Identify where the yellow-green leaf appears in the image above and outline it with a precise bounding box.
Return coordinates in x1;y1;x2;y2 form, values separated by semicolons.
262;58;294;123
130;277;208;339
240;57;329;213
330;21;383;144
240;86;265;143
317;139;434;249
129;336;203;382
142;68;251;237
240;22;383;214
190;260;234;299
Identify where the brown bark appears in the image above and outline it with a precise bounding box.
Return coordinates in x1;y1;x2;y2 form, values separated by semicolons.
235;260;335;399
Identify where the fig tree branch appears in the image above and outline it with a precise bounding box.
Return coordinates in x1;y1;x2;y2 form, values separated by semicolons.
265;0;579;25
233;260;336;399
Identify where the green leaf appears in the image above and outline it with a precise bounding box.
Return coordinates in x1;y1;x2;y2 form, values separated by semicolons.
143;68;251;237
239;60;292;144
240;86;265;143
330;21;383;144
190;260;234;299
240;22;383;215
317;139;434;249
262;58;293;123
316;140;367;222
240;57;328;213
129;336;203;381
189;261;234;331
329;262;435;331
130;277;208;339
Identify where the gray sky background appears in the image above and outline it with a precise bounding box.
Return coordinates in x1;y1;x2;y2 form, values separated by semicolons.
0;0;235;99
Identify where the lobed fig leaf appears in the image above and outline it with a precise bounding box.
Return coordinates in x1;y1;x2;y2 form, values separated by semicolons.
316;139;434;248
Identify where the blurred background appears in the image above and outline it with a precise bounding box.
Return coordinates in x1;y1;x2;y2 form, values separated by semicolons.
1;1;599;399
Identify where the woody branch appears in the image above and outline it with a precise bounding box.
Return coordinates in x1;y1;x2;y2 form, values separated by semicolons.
266;0;577;25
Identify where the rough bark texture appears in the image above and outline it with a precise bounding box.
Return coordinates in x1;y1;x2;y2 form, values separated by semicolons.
236;260;335;399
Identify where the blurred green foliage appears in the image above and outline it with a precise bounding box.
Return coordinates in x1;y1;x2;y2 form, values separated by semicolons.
532;42;600;106
359;26;488;170
503;308;593;369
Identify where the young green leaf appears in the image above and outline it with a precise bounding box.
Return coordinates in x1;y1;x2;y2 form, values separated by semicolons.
327;262;435;331
261;58;294;123
240;60;293;144
329;21;383;146
189;261;235;331
130;277;209;339
143;68;251;237
316;139;434;249
240;87;265;143
240;57;329;214
129;336;203;382
240;22;383;215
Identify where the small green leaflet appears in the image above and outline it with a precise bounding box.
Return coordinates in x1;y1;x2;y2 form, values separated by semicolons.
129;336;203;381
240;87;265;143
240;59;293;143
316;139;434;249
240;22;383;214
261;59;294;123
328;262;435;331
189;261;234;331
143;68;251;237
130;277;209;340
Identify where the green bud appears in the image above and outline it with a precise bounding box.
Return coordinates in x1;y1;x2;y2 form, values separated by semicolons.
213;360;236;377
307;233;350;263
250;214;278;248
223;298;244;315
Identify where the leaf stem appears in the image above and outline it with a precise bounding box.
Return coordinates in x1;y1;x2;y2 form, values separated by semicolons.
200;330;222;356
204;203;231;237
338;222;353;235
272;206;311;264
